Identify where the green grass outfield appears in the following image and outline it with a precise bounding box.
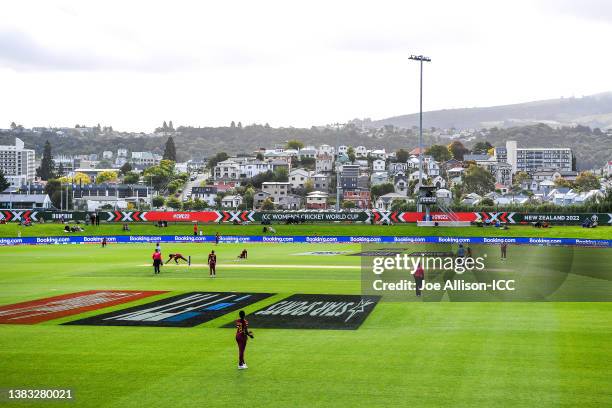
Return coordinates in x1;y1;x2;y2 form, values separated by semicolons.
0;242;611;407
1;222;611;239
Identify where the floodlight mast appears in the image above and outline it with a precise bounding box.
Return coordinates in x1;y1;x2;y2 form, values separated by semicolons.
408;54;431;212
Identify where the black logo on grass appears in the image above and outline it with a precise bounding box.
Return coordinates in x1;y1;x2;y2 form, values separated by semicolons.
64;292;273;327
226;294;380;330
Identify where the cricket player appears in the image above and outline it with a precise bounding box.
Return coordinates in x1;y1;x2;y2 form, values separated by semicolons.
237;249;248;260
208;250;217;277
215;232;220;245
152;249;163;275
235;310;254;369
166;253;189;264
501;243;508;259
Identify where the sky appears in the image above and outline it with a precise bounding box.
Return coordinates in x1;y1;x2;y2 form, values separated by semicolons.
1;0;611;132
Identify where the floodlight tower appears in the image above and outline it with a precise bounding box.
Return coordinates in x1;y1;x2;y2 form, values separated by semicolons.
408;54;431;212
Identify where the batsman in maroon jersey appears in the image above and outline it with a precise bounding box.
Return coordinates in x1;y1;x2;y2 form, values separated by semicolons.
235;310;254;369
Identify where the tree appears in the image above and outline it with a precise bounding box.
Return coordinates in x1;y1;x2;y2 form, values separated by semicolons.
10;122;17;130
472;141;493;155
44;179;62;208
237;122;242;129
207;152;229;169
347;146;356;163
37;140;55;181
425;145;452;162
286;140;304;150
59;172;91;185
574;172;600;192
152;196;165;208
57;163;65;177
120;162;133;175
480;197;495;206
256;152;264;161
273;166;288;182
192;198;207;210
395;149;409;163
143;160;175;191
342;200;356;209
371;183;394;199
0;170;9;192
230;121;236;128
390;199;414;212
554;178;574;188
163;136;177;161
166;196;182;210
123;171;140;184
448;141;469;161
162;121;168;131
96;171;118;184
513;171;530;188
462;164;495;196
168;120;174;131
261;197;275;210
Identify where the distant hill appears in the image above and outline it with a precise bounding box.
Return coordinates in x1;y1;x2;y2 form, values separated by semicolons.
371;92;612;130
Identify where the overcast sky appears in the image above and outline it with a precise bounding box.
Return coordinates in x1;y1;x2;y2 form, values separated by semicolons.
1;0;611;131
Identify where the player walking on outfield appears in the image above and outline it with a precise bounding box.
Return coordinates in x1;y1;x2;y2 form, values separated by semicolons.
215;232;220;245
193;223;198;236
101;237;107;248
152;249;163;275
235;310;254;369
208;250;217;277
414;262;425;297
501;243;508;259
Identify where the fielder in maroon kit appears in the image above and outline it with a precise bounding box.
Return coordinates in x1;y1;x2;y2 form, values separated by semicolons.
208;250;217;277
166;253;189;264
235;310;254;369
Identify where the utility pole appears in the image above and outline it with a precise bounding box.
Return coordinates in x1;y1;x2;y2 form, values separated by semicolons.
408;54;431;211
331;123;346;211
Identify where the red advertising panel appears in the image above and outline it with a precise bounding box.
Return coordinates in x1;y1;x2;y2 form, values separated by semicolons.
0;290;167;324
399;212;479;222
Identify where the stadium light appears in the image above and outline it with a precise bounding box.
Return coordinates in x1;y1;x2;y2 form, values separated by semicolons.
408;54;431;211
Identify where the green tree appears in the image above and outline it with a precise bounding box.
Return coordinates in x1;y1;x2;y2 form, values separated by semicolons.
192;198;207;210
554;178;574;188
256;152;264;161
370;183;394;199
163;136;177;161
574;172;600;192
0;170;9;192
395;149;409;163
261;197;275;210
152;196;165;208
462;164;495;196
207;152;229;169
342;200;356;209
123;171;140;184
273;166;289;182
166;196;182;210
44;179;62;208
425;145;452;162
182;199;194;210
472;141;493;155
96;171;118;184
119;162;133;175
447;141;469;161
480;197;495;206
347;146;356;163
286;140;304;150
143;160;175;191
390;199;414;212
513;171;530;187
37;140;55;181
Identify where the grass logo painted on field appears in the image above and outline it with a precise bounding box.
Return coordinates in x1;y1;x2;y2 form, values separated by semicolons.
64;292;273;327
0;290;167;324
225;294;381;330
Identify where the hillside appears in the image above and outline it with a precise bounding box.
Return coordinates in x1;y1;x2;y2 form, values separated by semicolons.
371;92;612;130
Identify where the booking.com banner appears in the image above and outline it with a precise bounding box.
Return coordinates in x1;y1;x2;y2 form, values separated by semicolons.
0;235;610;247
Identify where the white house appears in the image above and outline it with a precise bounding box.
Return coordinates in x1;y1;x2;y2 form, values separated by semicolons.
221;194;243;209
306;191;328;209
214;159;240;181
372;159;386;172
355;146;368;158
375;193;413;211
426;161;440;177
371;172;388;186
316;154;334;173
369;149;386;159
318;144;335;156
289;169;311;190
240;160;271;179
338;145;348;155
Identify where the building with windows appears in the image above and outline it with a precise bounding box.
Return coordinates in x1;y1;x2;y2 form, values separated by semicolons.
340;164;360;192
499;141;572;174
0;138;36;188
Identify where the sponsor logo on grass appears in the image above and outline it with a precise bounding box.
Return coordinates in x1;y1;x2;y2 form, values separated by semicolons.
0;290;166;324
64;292;273;327
228;294;380;330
